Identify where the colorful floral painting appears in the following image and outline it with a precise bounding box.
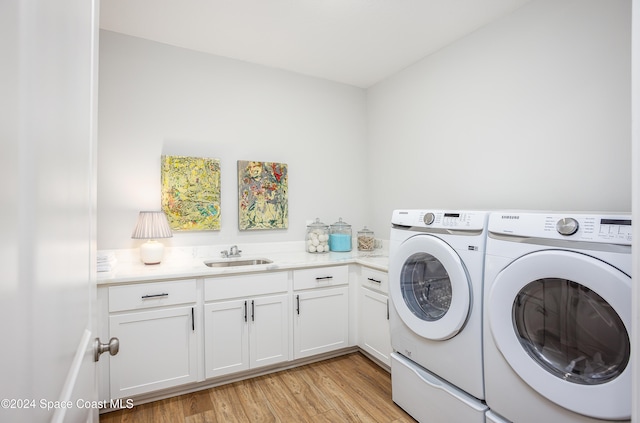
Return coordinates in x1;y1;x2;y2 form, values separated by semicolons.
161;155;221;231
238;160;288;230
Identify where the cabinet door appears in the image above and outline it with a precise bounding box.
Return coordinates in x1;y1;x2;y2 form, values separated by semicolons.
360;286;392;366
204;299;249;378
250;293;290;369
109;305;198;397
294;286;349;359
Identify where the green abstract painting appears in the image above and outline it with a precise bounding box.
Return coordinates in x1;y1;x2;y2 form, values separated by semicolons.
238;160;288;230
161;155;221;231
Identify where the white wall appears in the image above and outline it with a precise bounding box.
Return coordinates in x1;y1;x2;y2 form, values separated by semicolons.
367;0;632;236
99;0;631;249
98;31;368;250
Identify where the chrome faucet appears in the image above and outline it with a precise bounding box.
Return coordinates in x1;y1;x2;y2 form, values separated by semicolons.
229;245;241;257
221;245;242;258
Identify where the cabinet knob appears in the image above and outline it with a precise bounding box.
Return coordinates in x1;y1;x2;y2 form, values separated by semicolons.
94;337;119;362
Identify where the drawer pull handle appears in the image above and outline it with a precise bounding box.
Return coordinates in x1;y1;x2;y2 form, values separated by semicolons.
367;277;382;284
141;293;169;299
315;276;333;281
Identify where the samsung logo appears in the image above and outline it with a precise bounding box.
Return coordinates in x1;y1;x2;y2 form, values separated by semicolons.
501;215;520;220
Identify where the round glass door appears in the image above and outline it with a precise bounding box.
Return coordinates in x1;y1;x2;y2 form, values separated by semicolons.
401;252;452;322
488;250;631;420
513;278;629;386
390;234;470;341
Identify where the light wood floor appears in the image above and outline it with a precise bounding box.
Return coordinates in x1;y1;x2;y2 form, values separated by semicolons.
99;352;414;423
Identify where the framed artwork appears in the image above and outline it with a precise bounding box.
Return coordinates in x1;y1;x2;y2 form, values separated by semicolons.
161;155;221;231
238;160;288;230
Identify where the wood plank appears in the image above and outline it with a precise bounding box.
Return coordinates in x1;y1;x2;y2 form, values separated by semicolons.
253;372;313;422
102;400;154;423
350;352;394;396
277;365;334;418
232;377;277;422
126;402;155;423
208;382;248;423
317;356;405;422
182;388;215;417
100;352;414;423
311;408;350;422
298;358;379;422
149;396;185;423
184;410;217;423
391;417;419;423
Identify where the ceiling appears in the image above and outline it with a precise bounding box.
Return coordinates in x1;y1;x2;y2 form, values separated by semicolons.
100;0;531;88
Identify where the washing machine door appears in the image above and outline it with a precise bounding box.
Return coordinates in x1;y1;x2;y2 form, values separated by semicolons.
488;250;631;420
390;234;471;341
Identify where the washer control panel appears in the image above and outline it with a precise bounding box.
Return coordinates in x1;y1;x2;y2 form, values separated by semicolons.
489;212;632;245
392;210;488;231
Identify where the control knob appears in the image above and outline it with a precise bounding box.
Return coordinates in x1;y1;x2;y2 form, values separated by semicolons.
423;212;435;225
556;218;579;236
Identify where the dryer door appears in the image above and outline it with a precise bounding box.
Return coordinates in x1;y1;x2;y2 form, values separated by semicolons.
390;234;470;341
487;250;631;420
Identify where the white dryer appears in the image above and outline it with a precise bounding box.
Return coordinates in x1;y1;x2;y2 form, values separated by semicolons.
484;211;632;423
389;210;489;422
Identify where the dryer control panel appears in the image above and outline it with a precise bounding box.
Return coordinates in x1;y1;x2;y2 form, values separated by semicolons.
488;212;632;245
392;210;488;231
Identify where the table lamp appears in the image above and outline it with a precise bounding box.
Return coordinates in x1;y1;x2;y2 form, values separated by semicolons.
131;211;173;264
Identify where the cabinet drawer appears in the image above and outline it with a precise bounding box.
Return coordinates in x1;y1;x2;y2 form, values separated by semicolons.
293;266;348;290
109;279;197;312
361;267;388;294
205;272;288;301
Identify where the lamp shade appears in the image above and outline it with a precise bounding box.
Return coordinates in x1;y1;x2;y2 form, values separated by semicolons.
131;211;173;240
132;211;173;265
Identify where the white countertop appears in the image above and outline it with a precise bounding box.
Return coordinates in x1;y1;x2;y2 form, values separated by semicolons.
97;241;388;285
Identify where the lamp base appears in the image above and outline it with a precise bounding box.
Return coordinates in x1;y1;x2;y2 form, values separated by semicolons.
140;240;164;265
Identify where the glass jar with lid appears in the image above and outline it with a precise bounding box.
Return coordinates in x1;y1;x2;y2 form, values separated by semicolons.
306;218;329;253
357;226;375;251
329;218;352;252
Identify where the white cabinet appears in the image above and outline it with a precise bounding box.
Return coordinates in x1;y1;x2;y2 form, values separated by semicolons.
293;266;349;359
359;267;392;366
107;279;199;398
204;272;289;378
98;259;390;403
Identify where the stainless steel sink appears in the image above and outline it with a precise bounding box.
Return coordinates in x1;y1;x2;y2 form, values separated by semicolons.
204;258;273;267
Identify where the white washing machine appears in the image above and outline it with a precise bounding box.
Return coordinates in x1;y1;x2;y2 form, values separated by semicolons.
486;410;512;423
484;211;632;423
389;210;489;422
